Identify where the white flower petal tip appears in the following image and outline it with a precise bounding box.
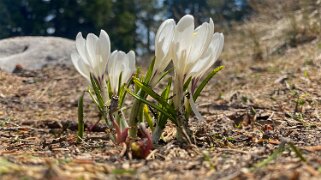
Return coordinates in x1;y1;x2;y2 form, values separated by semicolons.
72;30;111;83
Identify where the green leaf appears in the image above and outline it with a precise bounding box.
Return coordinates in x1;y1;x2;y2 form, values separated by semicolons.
183;76;192;91
117;72;123;97
143;105;154;131
157;78;172;127
126;88;176;120
87;88;100;108
77;92;85;142
132;77;175;115
193;66;224;101
106;78;113;99
144;57;155;84
90;74;105;108
155;67;173;85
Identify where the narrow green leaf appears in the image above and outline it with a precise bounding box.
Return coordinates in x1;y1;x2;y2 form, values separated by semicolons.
143;105;154;131
193;66;224;101
254;142;286;169
157;78;172;127
155;67;173;85
288;142;306;162
126;88;175;120
144;57;156;84
183;76;192;91
117;72;123;97
90;74;105;108
77;92;85;142
132;77;175;115
87;88;100;108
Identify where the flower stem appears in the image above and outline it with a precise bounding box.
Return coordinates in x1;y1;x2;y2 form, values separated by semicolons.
175;112;192;144
152;125;164;145
128;90;146;138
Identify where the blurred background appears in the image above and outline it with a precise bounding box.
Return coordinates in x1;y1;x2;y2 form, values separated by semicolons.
0;0;320;58
0;0;251;55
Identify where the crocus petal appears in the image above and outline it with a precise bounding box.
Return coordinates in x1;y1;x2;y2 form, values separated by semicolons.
188;18;214;64
76;32;90;66
97;30;110;77
211;33;224;62
108;50;119;93
154;19;175;75
174;15;195;61
72;30;112;84
127;50;136;74
190;32;224;78
86;33;99;70
71;53;90;82
107;50;136;94
172;15;196;80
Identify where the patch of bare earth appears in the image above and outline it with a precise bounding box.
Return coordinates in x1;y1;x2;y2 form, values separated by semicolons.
1;36;321;179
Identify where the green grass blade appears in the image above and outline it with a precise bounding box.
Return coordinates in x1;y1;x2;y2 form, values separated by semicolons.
193;66;224;101
77;92;85;142
254;142;286;169
288;142;306;162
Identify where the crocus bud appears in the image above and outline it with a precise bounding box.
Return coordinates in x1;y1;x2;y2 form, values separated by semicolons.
151;19;176;86
71;30;110;82
107;50;136;94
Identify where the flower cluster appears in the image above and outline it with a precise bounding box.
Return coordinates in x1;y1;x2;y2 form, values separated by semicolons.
71;14;224;158
130;15;224;142
71;30;136;147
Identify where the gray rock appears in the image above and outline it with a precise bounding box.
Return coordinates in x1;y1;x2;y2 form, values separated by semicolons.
0;36;76;72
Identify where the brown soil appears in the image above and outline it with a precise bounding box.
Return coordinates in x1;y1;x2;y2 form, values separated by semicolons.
1;36;321;179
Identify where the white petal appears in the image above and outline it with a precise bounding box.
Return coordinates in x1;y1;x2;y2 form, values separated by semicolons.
190;32;224;78
86;33;99;69
98;30;110;75
127;50;136;73
75;32;90;66
155;19;175;58
173;15;195;76
212;33;224;61
154;19;175;75
71;53;90;82
174;15;194;54
108;50;119;93
188;19;214;62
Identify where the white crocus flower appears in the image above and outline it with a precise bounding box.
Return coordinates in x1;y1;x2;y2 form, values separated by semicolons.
171;15;224;116
151;19;176;86
107;50;136;94
71;30;110;82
